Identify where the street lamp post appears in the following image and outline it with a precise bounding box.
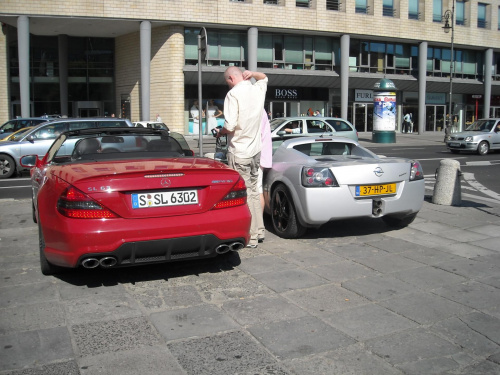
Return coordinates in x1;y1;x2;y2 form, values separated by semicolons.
442;1;455;142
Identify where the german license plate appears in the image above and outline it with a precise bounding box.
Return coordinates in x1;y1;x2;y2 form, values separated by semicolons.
132;190;198;209
355;183;396;196
449;142;460;147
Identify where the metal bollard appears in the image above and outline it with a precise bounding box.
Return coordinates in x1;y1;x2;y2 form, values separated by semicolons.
432;159;462;206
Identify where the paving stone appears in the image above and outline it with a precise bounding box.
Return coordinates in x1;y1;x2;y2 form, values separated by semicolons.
167;331;285;375
307;260;380;283
284;343;404;375
354;254;424;274
125;284;204;311
0;327;74;371
0;281;58;308
434;258;500;279
322;303;418;341
72;316;162;357
365;328;461;365
379;292;473;325
399;247;464;265
222;294;308;326
433;242;498;258
392;265;467;290
236;254;297;275
150;305;239;341
79;346;186;375
327;243;389;259
279;248;344;267
342;274;419;301
250;268;327;293
433;281;500;310
6;360;80;375
0;301;65;334
282;284;370;316
248;316;355;360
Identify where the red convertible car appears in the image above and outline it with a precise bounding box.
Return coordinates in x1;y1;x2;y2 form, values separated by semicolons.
21;127;251;275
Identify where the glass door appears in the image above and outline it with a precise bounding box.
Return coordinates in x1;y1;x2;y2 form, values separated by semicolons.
270;102;292;119
425;105;446;131
353;103;373;132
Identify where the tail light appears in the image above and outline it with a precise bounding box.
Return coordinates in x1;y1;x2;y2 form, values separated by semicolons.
302;167;339;187
57;186;118;219
213;177;247;209
410;161;424;181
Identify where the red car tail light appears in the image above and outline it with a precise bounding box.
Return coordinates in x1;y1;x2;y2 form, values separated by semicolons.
213;177;247;209
57;186;118;219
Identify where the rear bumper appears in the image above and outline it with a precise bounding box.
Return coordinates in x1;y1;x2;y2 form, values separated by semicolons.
296;179;425;226
41;205;251;268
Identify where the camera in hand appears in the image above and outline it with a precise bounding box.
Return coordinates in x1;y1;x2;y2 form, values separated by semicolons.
211;126;222;137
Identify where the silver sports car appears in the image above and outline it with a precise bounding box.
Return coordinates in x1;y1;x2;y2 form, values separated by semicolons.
263;136;425;238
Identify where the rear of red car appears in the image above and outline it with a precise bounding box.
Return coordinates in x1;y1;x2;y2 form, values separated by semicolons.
37;158;250;270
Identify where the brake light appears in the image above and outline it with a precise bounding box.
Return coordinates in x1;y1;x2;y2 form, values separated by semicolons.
410;161;424;181
302;167;339;187
57;186;118;219
213;177;247;209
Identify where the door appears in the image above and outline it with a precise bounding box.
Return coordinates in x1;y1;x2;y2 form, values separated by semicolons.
425;105;446;131
270;102;292;119
79;108;99;117
353;103;373;132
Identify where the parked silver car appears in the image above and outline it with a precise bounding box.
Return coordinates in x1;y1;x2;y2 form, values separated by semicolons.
0;118;133;178
263;136;424;238
446;118;500;155
0;117;49;136
270;116;358;141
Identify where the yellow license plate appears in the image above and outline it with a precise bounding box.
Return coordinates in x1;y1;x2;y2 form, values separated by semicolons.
355;183;396;196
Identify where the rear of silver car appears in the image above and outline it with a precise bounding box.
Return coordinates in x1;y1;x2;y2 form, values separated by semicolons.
294;159;425;226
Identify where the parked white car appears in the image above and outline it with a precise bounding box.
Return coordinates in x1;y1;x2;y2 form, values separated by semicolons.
270;117;358;141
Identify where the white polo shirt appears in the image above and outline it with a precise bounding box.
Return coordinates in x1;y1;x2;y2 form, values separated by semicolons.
223;77;268;159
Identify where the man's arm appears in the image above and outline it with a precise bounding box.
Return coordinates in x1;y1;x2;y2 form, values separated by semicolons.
242;70;267;81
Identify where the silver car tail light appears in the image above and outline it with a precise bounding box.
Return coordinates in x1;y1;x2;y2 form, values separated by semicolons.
301;167;339;187
409;161;424;181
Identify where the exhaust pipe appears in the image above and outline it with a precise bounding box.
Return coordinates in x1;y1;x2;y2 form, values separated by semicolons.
82;258;99;269
99;257;117;268
216;244;230;254
229;242;244;252
372;200;383;216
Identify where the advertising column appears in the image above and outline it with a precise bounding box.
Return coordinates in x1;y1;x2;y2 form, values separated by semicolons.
373;79;397;143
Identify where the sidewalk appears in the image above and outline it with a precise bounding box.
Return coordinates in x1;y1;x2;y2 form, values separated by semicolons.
1;131;499;375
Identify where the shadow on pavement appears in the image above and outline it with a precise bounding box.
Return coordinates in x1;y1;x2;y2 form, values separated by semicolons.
54;251;241;287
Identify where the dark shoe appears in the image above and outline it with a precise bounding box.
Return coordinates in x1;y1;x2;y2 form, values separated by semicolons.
258;237;265;243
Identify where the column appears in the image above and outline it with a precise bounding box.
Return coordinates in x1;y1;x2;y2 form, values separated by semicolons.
17;16;30;118
340;34;350;120
247;27;258;73
483;48;492;118
418;41;427;133
140;21;151;121
58;35;69;117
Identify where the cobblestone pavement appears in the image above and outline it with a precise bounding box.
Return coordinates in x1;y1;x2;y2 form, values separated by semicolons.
1;131;499;374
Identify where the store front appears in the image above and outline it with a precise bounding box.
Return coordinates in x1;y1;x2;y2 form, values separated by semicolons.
352;89;374;132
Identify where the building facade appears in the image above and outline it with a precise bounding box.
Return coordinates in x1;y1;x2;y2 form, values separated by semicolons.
1;0;499;134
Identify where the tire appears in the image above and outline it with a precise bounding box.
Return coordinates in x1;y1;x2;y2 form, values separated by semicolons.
271;184;306;239
382;213;417;228
38;222;64;276
0;154;16;179
477;141;489;156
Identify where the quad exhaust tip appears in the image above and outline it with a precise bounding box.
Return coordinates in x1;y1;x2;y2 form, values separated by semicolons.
216;242;245;254
81;256;118;268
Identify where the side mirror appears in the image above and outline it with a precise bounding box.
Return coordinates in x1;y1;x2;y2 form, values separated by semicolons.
277;131;287;136
20;155;38;168
26;135;35;143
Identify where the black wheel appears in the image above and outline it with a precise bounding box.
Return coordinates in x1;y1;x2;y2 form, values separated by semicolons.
271;184;306;239
0;154;16;179
382;213;417;228
38;222;64;276
477;141;489;156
